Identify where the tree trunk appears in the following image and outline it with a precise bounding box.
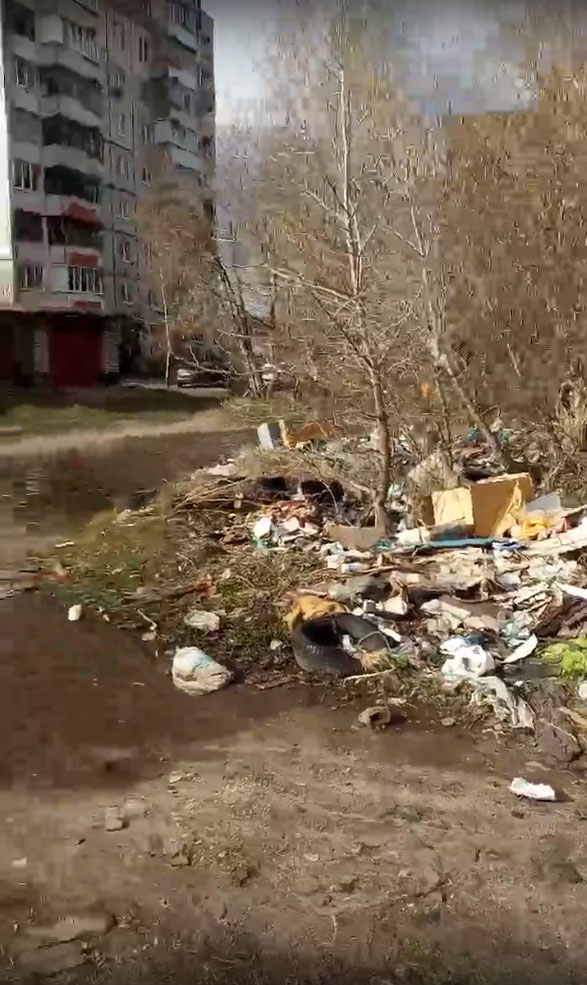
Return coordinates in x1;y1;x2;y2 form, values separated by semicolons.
369;368;393;532
160;278;172;388
437;353;512;468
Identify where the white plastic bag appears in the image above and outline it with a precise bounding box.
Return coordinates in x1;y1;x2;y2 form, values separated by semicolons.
172;647;232;696
440;636;494;680
509;777;556;802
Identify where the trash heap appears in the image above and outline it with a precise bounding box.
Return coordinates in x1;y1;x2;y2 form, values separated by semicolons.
183;418;587;759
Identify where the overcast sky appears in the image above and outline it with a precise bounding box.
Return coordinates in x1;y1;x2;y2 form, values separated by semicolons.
205;0;587;125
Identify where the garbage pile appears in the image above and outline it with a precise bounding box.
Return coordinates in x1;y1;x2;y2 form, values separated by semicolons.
177;420;582;756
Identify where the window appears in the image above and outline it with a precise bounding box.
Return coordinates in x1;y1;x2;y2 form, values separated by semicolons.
18;263;43;290
147;288;155;306
142;0;152;14
48;216;101;248
15;57;35;89
141;166;151;184
14;210;43;242
13;159;38;191
9;3;35;41
141;123;153;144
143;240;153;265
121;282;131;303
112;68;125;91
113;19;126;51
66;21;98;61
42;116;103;161
182;91;191;113
116;113;126;136
118;196;130;218
68;265;102;293
138;35;150;62
170;1;196;32
44;165;101;204
116;154;130;178
119;238;131;262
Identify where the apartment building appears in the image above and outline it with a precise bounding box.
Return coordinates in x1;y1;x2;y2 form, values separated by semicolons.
0;0;214;385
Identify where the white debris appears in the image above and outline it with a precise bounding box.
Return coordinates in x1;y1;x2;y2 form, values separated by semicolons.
67;604;82;622
440;637;495;680
183;609;221;633
503;634;538;664
509;777;556;801
172;647;232;695
206;461;237;478
473;677;535;729
578;681;587;701
253;515;273;540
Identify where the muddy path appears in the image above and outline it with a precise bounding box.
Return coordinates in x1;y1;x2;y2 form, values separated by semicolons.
0;594;585;984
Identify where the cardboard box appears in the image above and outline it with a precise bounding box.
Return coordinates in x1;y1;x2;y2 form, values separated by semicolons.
469;472;534;538
431;488;474;529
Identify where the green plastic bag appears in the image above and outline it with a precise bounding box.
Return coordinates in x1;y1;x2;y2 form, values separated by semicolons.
541;637;587;678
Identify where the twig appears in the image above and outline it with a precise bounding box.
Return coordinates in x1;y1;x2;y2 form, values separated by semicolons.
342;669;397;683
137;609;158;630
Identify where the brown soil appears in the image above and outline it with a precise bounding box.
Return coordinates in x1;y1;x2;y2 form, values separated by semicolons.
0;593;587;984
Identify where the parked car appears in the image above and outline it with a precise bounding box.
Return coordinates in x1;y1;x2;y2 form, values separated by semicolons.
176;364;229;388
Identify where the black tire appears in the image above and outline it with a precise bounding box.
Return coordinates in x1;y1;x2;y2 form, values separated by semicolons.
291;616;363;676
334;613;390;653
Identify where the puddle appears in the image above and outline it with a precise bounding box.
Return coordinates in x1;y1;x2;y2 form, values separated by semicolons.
0;428;248;566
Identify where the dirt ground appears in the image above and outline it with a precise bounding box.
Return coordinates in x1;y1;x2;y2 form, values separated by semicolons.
1;593;587;984
1;404;587;983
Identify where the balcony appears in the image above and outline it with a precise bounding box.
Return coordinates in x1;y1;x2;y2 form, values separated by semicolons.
49;245;101;268
167;22;198;53
43;144;104;177
44;195;102;224
40;94;102;130
10;35;37;65
37;16;103;83
169;144;202;172
153;119;198;155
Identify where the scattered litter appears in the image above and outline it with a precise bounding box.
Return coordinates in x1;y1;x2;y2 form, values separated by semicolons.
441;637;495;680
253;515;273;541
67;604;82;622
206;461;238;478
11;857;27;869
509;777;557;802
503;634;538;664
172;647;233;695
578;681;587;701
184;609;221;633
285;596;345;631
473;677;534;729
541;638;587;678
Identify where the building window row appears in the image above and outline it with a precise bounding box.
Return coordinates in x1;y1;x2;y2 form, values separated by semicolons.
15;56;37;90
169;1;197;33
18;263;43;290
68;265;102;293
66;21;99;63
13;159;39;191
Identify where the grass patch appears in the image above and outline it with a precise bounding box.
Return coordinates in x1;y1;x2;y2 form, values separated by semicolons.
37;492;325;680
219;395;313;430
0;402;192;437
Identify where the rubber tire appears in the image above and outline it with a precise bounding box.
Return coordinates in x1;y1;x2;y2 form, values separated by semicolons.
334;613;390;653
292;616;363;676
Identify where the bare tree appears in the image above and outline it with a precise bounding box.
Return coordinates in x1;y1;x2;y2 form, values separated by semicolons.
137;172;269;394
